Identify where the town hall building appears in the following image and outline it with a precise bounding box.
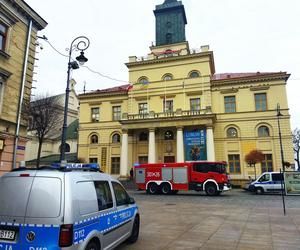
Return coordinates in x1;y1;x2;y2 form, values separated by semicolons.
78;0;293;185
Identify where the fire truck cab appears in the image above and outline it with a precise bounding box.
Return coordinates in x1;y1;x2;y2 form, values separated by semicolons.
135;161;230;196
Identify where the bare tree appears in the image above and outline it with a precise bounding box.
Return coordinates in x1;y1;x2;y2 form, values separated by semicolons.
245;150;264;179
293;128;300;169
27;94;62;167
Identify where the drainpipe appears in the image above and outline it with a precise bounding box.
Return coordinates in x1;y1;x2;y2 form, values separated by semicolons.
12;19;33;169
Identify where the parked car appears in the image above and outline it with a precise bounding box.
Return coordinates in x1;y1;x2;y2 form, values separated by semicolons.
0;163;140;250
247;172;284;194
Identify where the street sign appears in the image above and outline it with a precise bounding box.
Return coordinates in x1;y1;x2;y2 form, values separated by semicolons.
285;171;300;195
17;146;26;150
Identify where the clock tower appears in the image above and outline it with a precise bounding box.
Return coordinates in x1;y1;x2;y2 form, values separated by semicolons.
154;0;187;46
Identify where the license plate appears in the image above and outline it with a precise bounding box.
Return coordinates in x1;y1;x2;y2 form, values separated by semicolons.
0;229;15;240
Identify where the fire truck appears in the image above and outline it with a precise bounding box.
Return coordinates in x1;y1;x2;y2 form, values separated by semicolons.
134;161;230;196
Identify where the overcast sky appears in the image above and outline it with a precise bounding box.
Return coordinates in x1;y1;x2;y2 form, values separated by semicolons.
26;0;300;129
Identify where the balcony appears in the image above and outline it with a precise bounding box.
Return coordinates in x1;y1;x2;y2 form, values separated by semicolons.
121;107;213;121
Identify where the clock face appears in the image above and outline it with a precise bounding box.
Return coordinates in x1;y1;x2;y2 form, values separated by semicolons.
228;128;238;138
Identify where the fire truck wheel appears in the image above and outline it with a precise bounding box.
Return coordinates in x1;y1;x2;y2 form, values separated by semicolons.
205;183;218;196
147;183;159;194
161;183;172;195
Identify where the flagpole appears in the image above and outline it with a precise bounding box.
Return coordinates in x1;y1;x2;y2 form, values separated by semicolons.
164;79;167;113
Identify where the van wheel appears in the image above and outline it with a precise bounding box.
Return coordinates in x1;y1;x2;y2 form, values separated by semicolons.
161;183;172;195
255;187;264;195
127;215;140;244
205;183;218;196
85;241;100;250
147;183;158;194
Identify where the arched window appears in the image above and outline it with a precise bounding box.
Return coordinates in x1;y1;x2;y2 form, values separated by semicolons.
91;134;99;144
59;143;70;153
227;127;238;138
139;132;148;141
163;74;173;81
166;33;172;44
112;133;121;143
189;71;200;78
258;126;270;137
138;77;149;84
164;130;174;140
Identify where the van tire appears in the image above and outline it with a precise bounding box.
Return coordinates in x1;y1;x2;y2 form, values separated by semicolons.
147;183;158;194
161;183;172;195
205;183;218;196
85;241;100;250
127;215;140;244
255;187;264;195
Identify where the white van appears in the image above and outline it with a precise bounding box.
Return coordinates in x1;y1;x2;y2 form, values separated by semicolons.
0;163;140;250
248;172;284;194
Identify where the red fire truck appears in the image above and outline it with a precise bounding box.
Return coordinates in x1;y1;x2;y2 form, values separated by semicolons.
134;161;231;196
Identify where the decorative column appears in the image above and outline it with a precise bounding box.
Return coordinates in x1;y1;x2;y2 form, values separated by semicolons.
148;128;156;163
120;129;128;177
207;126;215;161
176;127;184;162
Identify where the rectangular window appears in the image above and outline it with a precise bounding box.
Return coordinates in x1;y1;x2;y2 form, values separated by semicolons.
138;156;148;164
91;107;100;122
138;103;148;114
0;23;8;51
228;154;241;174
190;98;200;111
111;157;120;175
255;93;267;111
112;106;121;121
164;100;173;112
261;154;273;173
94;181;113;211
224;96;236;113
89;158;98;163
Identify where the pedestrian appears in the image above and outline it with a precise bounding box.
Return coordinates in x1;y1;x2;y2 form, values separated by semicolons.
130;167;134;180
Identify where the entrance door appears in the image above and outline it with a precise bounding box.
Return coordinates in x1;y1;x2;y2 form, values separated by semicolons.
164;156;175;163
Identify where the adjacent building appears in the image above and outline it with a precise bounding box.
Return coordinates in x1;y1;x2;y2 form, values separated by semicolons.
78;0;293;184
0;0;47;174
25;88;79;166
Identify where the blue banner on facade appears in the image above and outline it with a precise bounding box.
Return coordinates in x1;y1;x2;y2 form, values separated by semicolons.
184;129;207;161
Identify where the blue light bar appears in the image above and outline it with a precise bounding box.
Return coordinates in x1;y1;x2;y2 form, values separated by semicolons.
134;163;140;167
51;163;100;170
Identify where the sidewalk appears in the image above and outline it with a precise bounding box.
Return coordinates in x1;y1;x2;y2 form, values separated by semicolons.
118;189;300;250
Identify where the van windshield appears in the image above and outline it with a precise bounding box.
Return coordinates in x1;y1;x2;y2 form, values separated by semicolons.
0;176;62;218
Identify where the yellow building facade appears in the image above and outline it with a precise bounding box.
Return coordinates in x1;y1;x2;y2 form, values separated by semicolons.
78;0;293;185
0;0;47;174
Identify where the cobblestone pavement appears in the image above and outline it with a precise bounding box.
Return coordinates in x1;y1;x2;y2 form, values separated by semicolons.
117;189;300;250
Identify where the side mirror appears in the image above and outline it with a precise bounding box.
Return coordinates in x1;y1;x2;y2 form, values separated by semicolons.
128;196;135;204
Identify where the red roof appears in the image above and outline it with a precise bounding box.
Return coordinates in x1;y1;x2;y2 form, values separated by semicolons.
86;84;132;95
212;72;282;81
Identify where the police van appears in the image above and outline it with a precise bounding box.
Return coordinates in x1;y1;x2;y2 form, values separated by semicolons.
0;163;140;250
248;172;284;194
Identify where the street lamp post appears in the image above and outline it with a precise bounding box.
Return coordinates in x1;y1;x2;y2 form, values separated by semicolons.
60;36;90;163
277;103;286;215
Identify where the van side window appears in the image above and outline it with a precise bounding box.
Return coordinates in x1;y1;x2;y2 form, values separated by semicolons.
76;181;98;215
94;181;113;211
272;173;283;182
112;182;129;206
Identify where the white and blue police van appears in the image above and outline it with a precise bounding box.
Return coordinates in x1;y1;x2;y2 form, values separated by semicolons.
248;172;284;194
0;163;140;250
